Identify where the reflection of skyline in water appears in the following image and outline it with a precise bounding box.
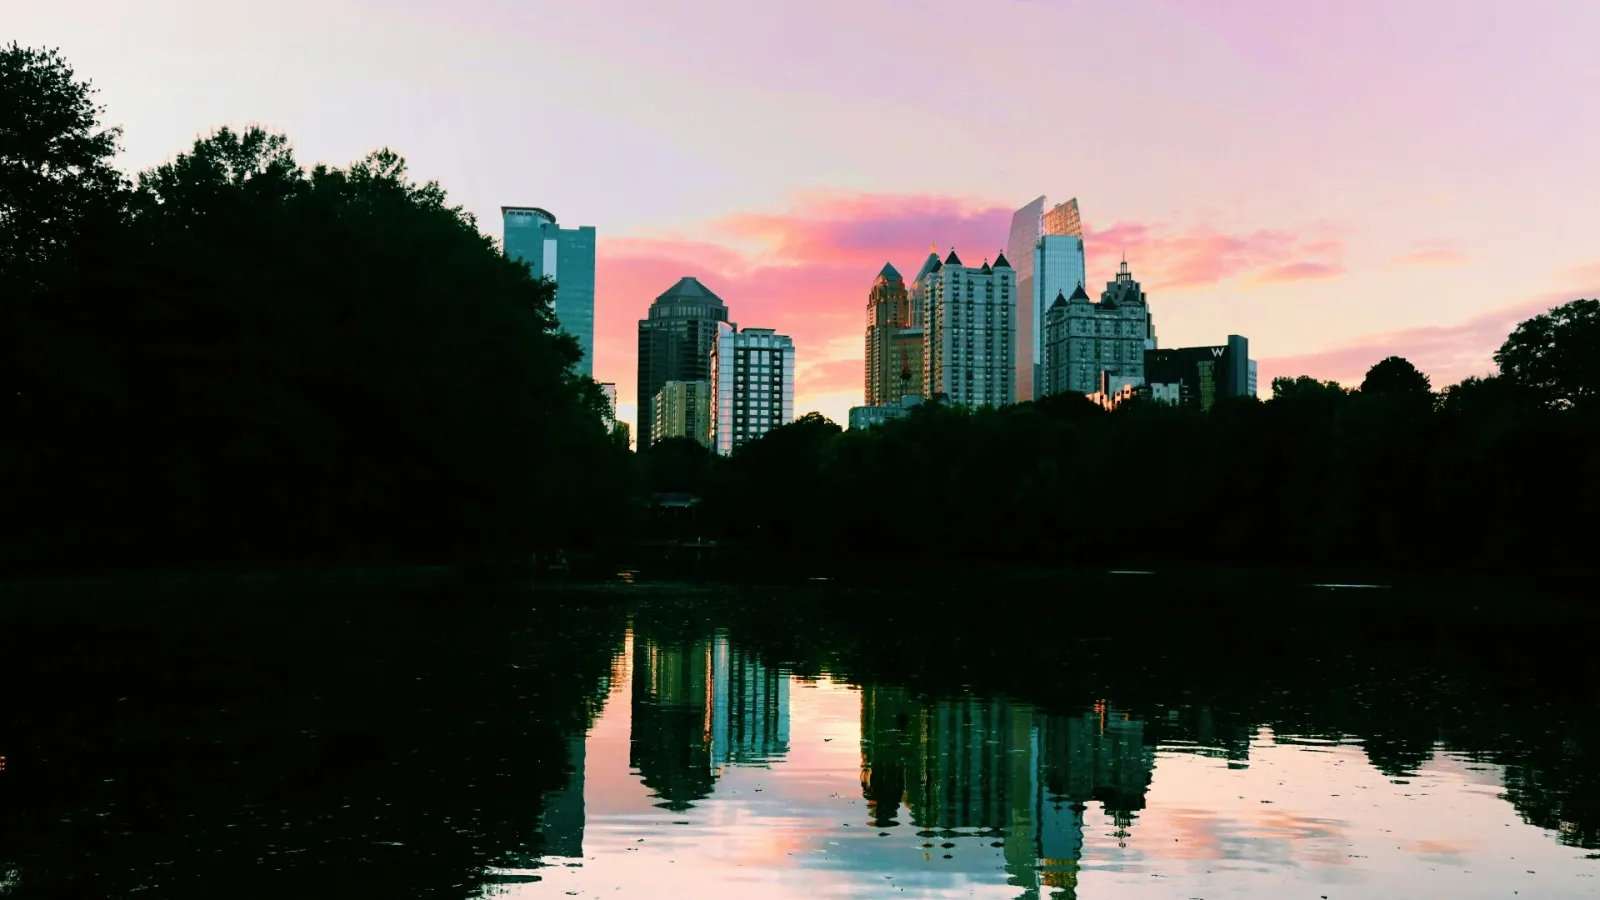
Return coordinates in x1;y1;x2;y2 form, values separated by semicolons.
862;688;1157;898
626;628;792;811
526;617;1600;899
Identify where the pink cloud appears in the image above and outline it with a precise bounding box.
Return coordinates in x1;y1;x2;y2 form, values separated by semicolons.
1382;249;1469;268
1250;261;1346;284
1256;291;1583;389
592;191;1353;416
1082;221;1344;290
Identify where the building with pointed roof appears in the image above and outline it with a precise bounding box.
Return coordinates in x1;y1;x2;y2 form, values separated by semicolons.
864;262;924;407
637;277;731;447
1041;259;1154;398
922;248;1015;407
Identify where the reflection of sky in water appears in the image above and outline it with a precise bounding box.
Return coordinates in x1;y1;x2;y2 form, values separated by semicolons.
496;629;1600;900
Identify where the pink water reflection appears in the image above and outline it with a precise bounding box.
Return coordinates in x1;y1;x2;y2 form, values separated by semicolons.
499;630;1598;899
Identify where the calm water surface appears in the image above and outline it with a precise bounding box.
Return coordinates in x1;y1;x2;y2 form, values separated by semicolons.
0;577;1597;899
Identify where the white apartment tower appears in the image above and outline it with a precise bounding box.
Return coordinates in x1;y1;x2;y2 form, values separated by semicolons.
921;249;1015;407
710;324;796;455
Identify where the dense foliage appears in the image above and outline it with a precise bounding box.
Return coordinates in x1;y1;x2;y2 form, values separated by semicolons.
2;44;636;574
648;305;1600;576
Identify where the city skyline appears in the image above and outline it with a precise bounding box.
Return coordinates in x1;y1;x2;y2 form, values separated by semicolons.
19;0;1600;435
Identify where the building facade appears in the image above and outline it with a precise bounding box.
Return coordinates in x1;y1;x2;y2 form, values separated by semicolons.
1144;334;1251;411
652;380;712;448
637;277;731;448
1008;197;1087;401
599;383;618;430
922;249;1015;407
864;263;924;406
1041;259;1153;397
710;324;795;455
502;206;596;377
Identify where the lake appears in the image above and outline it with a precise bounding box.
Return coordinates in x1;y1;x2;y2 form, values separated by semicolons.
0;573;1596;898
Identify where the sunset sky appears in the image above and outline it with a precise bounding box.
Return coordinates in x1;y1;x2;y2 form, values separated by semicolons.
18;0;1600;431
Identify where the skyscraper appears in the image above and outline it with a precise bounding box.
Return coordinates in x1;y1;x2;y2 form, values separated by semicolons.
1008;197;1087;401
637;277;731;448
710;324;795;455
922;249;1014;407
864;263;924;406
1041;259;1153;397
502;207;596;377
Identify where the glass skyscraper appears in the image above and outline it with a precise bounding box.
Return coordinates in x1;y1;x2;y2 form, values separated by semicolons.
1007;197;1087;401
502;206;596;378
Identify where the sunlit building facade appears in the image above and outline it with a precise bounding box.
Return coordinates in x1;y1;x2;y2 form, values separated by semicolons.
651;380;711;448
1041;259;1154;397
502;206;596;377
922;249;1015;407
1008;197;1088;401
710;324;795;455
637;277;731;448
864;263;925;406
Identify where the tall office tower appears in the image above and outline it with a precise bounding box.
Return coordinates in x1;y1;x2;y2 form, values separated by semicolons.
1040;259;1152;397
921;249;1015;407
865;263;925;406
502;207;597;377
637;277;731;448
1008;197;1087;401
710;324;795;455
651;380;712;448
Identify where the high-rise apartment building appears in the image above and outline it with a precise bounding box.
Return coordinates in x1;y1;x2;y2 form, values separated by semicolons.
922;249;1015;407
710;324;795;455
1041;259;1153;397
502;207;596;377
651;380;712;448
637;277;731;448
1008;197;1087;401
864;263;925;406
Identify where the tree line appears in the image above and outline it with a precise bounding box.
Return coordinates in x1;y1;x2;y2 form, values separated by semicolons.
648;301;1600;576
2;43;637;574
5;42;1595;577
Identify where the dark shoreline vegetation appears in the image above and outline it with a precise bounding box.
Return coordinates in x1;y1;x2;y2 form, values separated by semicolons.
5;43;1600;579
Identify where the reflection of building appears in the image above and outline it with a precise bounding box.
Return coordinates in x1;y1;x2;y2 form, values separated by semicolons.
637;277;731;451
710;636;790;771
503;206;596;377
710;324;795;456
538;732;587;858
652;380;711;448
630;633;716;810
1144;335;1252;411
858;692;1158;897
629;628;792;810
1041;259;1154;398
922;249;1016;408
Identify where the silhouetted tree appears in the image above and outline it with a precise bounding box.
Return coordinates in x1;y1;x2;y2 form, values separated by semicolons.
1495;298;1600;411
1360;355;1432;401
0;42;125;292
